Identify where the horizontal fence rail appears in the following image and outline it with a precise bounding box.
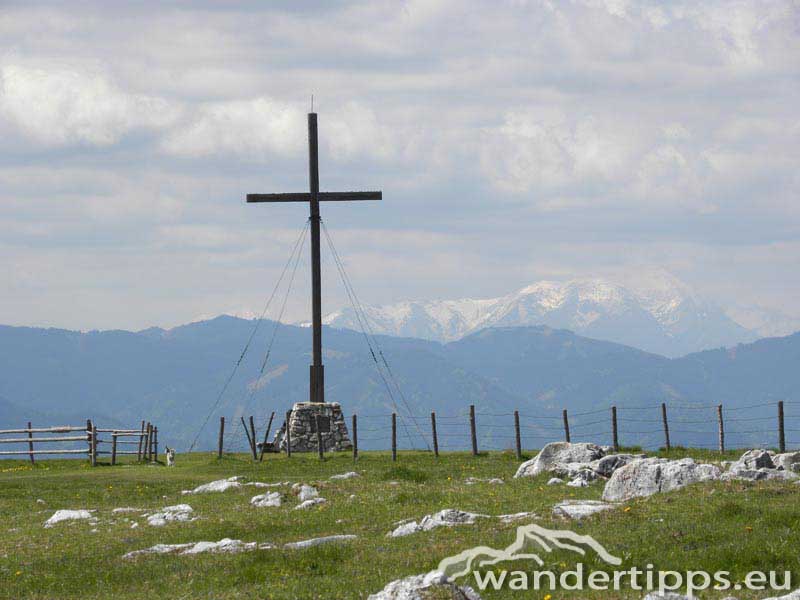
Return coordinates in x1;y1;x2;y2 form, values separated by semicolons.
0;419;160;466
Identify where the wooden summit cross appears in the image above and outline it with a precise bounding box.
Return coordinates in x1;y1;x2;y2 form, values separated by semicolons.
247;112;382;404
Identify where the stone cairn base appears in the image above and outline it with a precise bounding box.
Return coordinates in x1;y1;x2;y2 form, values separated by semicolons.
272;402;353;453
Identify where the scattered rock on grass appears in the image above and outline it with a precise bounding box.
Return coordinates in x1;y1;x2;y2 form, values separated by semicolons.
295;484;319;502
284;535;357;550
723;449;799;481
250;492;282;508
181;477;243;495
497;512;537;523
515;442;605;478
547;477;563;485
368;570;481;600
330;472;360;480
773;452;800;473
44;509;94;528
123;538;274;559
146;504;195;527
602;458;720;502
553;500;615;520
295;498;326;510
112;507;143;514
465;477;504;485
388;509;486;538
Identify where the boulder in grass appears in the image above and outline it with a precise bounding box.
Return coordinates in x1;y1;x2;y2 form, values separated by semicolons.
250;492;282;508
602;458;720;502
388;509;486;538
723;449;799;481
591;454;643;478
553;500;615;520
514;442;605;478
773;452;800;473
732;449;775;471
44;509;94;528
368;570;481;600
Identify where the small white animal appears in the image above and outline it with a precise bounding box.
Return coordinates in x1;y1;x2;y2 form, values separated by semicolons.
165;447;176;467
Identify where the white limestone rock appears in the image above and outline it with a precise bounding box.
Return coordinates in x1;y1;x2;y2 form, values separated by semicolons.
514;442;605;478
44;509;94;528
546;477;563;485
294;498;326;510
465;477;504;485
723;449;799;481
284;535;357;550
123;538;274;559
368;570;482;600
296;484;319;502
388;509;486;538
330;472;361;480
590;453;643;478
497;511;537;523
181;477;243;495
553;500;615;520
146;504;195;527
773;452;800;473
602;458;720;502
250;492;282;508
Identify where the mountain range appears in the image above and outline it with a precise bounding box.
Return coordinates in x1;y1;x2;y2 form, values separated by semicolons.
1;316;798;453
323;271;783;357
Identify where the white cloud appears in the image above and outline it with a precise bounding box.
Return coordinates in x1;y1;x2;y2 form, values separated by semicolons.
160;97;305;160
0;64;179;146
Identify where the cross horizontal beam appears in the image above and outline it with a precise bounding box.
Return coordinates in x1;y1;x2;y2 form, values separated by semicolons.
247;191;382;203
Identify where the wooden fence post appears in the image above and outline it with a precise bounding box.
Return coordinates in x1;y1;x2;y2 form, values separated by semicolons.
27;421;35;465
153;426;158;462
611;406;619;452
248;416;258;460
778;401;786;453
137;420;145;461
218;416;225;459
513;411;522;460
431;412;439;458
315;414;324;460
91;423;98;467
285;410;292;457
352;414;358;462
259;412;275;462
563;409;570;443
241;417;254;459
661;403;671;451
143;422;151;462
469;404;478;456
86;419;93;463
717;404;725;454
111;432;118;466
391;413;397;462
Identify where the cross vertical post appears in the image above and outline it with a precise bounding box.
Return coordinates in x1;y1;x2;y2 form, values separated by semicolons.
308;113;324;403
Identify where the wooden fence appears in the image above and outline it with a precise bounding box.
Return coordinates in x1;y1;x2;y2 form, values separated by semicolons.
0;419;161;466
220;400;796;461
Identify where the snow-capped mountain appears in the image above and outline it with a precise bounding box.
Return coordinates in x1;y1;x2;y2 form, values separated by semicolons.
324;273;759;357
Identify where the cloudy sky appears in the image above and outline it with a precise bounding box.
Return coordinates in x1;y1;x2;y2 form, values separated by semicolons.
1;0;798;331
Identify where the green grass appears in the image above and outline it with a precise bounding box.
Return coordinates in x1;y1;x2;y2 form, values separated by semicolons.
0;449;798;599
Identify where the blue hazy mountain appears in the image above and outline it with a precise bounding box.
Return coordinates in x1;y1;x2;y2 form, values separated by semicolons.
0;318;797;451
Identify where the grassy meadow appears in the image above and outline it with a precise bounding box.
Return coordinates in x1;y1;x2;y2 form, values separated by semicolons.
1;448;799;599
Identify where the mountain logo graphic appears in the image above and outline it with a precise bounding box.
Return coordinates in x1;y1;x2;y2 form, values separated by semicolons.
436;524;622;580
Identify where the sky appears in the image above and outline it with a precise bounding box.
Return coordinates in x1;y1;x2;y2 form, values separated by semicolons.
0;0;798;332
